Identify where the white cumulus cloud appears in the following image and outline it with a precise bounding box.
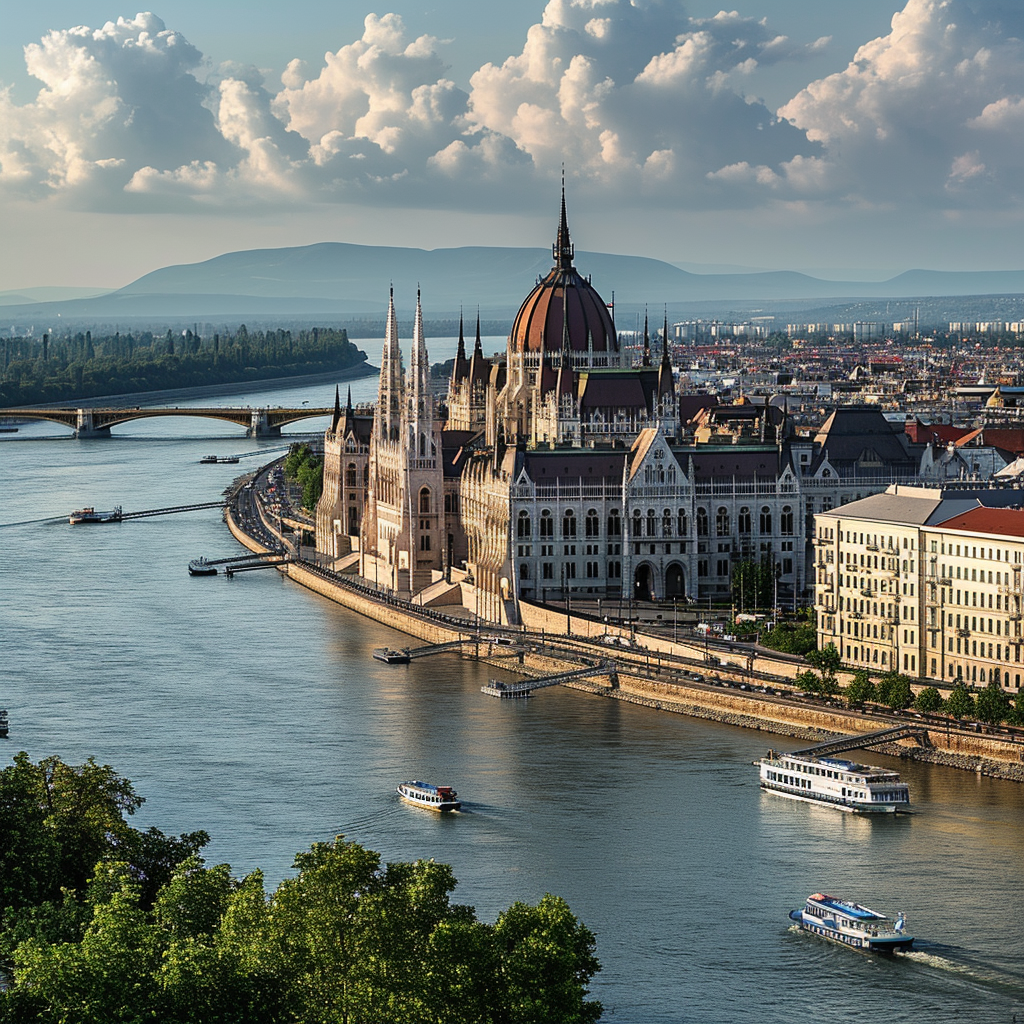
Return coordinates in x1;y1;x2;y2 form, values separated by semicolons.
778;0;1024;207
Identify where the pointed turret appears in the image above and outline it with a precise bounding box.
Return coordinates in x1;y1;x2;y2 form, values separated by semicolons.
642;309;651;367
407;286;434;454
469;310;488;385
331;385;342;432
345;386;354;418
658;310;674;400
451;310;470;387
376;285;404;443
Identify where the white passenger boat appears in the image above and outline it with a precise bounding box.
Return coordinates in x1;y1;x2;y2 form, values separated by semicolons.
790;893;913;953
397;781;460;811
759;750;910;813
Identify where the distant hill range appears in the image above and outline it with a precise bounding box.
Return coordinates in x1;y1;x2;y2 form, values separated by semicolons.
4;243;1024;326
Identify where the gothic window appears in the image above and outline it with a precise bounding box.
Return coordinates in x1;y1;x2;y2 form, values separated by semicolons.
607;509;622;536
419;433;426;457
633;509;643;538
420;534;431;551
781;505;794;536
738;506;752;534
444;493;453;514
585;509;600;538
543;563;554;579
663;509;672;537
716;506;730;536
677;509;688;536
520;563;530;580
345;463;357;487
696;507;709;537
647;509;657;537
517;511;532;539
419;488;432;514
562;509;577;539
540;510;554;538
760;505;772;534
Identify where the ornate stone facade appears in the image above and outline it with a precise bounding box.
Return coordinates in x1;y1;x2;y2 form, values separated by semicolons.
316;193;923;622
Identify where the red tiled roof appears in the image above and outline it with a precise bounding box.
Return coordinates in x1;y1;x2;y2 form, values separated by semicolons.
934;506;1024;539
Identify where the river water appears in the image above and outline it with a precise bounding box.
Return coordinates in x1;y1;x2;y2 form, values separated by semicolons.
2;339;1023;1023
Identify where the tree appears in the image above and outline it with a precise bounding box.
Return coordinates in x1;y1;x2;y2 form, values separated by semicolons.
913;686;944;713
876;672;913;710
845;670;876;709
493;894;602;1024
944;681;976;720
1009;690;1024;727
975;680;1012;726
805;643;841;694
794;670;822;695
731;558;775;610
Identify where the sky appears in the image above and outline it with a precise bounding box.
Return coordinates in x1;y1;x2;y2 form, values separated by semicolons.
1;0;1023;291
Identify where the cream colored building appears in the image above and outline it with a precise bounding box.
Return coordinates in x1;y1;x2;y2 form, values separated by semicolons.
815;485;1024;692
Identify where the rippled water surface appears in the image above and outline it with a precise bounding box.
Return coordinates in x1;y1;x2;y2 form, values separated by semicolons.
2;358;1023;1023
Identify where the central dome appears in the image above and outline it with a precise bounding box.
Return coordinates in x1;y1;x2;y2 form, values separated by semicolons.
509;193;618;355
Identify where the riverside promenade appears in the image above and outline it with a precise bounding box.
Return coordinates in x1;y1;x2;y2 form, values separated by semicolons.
223;462;1024;782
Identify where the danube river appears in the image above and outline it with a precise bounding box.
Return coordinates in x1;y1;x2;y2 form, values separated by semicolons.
2;345;1023;1023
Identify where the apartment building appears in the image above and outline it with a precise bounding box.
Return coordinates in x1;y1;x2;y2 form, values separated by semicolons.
814;485;1024;692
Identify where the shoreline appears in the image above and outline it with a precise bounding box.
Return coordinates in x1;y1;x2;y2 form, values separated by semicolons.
223;465;1024;784
8;360;378;411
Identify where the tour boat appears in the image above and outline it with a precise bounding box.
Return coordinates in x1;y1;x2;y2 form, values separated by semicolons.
759;750;910;813
188;557;218;576
69;505;123;524
373;647;410;664
397;781;460;811
199;455;218;464
0;709;8;739
790;893;913;953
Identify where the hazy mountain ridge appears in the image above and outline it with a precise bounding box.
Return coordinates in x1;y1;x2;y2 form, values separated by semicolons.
6;243;1024;326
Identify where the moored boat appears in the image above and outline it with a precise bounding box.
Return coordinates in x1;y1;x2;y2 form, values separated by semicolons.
199;455;218;464
188;557;218;576
0;709;8;738
759;750;910;813
397;781;460;811
69;505;123;524
790;893;913;953
373;647;410;664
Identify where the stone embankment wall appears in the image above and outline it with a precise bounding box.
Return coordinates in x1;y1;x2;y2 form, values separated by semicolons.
226;504;1024;783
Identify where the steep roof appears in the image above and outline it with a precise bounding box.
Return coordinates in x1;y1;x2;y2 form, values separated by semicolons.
813;406;917;468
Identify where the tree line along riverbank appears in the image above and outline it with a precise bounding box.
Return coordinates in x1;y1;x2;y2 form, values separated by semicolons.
0;327;366;407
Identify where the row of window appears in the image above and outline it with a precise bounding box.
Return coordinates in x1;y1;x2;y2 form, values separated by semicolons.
515;505;796;540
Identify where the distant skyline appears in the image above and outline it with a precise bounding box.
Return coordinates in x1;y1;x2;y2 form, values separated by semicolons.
1;0;1022;291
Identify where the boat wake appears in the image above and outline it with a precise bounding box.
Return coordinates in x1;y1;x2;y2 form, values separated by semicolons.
0;515;67;528
902;945;1024;992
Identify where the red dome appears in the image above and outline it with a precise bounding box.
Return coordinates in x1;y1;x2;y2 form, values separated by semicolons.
509;193;617;355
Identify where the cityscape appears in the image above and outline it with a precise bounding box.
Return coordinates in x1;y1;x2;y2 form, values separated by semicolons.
2;2;1024;1022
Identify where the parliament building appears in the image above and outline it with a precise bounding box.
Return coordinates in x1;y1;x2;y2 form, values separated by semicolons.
315;193;919;624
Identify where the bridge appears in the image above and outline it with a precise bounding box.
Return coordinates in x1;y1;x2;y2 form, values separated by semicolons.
1;406;333;437
790;725;931;758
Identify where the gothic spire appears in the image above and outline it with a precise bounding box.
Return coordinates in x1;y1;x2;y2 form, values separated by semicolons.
331;384;342;431
642;308;651;367
345;386;354;418
553;168;574;270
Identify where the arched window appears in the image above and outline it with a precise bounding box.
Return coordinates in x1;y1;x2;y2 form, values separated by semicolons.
585;509;600;538
345;462;357;487
419;488;432;514
662;509;672;536
562;509;577;538
738;506;751;534
781;505;794;536
517;511;531;538
444;493;453;514
677;509;688;536
647;509;657;537
716;506;730;536
540;510;553;538
607;509;622;536
632;509;643;537
759;505;772;534
696;507;709;537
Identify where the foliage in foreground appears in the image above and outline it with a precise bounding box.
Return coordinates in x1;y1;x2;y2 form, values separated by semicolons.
0;754;602;1024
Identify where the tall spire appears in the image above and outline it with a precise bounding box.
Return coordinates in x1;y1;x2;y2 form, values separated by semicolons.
658;309;674;401
642;308;651;367
553;167;574;270
331;384;342;431
452;309;469;385
376;284;404;442
345;386;354;418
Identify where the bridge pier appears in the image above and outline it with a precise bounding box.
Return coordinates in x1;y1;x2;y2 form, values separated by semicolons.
75;410;111;438
249;409;282;438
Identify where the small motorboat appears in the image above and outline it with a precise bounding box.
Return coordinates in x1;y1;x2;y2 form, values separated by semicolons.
397;781;460;811
188;557;218;576
69;506;123;524
0;709;8;738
